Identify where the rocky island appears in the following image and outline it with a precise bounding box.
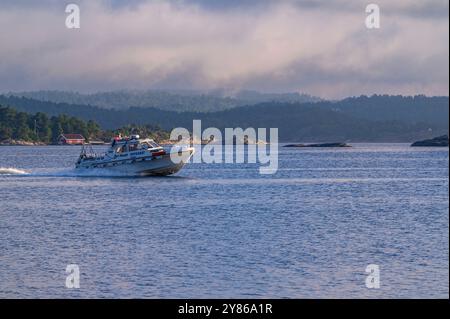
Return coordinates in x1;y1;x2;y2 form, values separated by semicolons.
284;142;351;148
411;135;449;147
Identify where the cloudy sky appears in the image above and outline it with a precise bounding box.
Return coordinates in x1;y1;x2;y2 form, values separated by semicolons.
0;0;448;98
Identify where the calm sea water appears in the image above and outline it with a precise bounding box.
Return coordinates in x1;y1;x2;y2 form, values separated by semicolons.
0;144;448;298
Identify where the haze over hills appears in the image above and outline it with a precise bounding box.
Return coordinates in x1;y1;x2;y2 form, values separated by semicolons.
0;94;448;142
5;90;322;113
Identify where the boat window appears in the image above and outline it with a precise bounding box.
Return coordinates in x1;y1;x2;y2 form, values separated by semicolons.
129;143;138;151
149;141;160;148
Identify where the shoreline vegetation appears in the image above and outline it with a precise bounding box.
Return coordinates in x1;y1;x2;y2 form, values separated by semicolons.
0;106;268;146
0;105;170;146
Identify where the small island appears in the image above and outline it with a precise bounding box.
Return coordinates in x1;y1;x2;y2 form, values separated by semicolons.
284;142;351;148
411;135;449;147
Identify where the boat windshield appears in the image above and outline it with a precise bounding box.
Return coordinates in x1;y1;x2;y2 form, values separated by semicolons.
141;141;160;149
113;140;160;153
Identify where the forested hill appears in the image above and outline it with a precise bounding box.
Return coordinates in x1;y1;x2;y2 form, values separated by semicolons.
5;90;321;112
0;94;448;142
323;95;449;126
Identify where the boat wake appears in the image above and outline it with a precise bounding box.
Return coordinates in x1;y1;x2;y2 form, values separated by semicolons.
0;167;152;178
0;165;192;178
36;168;139;178
0;167;29;175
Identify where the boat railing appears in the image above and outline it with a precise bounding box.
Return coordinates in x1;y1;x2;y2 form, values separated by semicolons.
79;144;104;160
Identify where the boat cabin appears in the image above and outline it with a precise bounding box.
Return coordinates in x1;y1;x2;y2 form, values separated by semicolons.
109;135;163;155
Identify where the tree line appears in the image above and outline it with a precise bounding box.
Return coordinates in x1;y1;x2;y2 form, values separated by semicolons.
0;106;169;144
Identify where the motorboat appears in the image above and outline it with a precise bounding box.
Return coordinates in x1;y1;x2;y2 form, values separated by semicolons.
75;135;194;176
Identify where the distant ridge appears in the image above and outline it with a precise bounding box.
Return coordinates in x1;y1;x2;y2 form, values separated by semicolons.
0;94;448;142
5;90;321;113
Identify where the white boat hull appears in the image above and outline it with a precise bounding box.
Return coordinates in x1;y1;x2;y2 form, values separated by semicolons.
76;148;194;176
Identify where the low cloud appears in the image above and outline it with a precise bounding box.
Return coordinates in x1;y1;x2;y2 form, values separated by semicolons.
0;0;448;98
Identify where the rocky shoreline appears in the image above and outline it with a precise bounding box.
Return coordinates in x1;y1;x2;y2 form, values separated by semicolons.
4;138;449;147
0;138;266;146
0;139;48;146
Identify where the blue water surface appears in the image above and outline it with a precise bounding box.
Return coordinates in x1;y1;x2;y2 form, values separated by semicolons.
0;144;448;298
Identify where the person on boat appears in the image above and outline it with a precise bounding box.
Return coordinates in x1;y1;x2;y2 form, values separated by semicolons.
111;133;123;147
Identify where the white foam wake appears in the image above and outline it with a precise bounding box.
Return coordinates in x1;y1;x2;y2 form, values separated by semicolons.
30;168;138;178
0;167;29;175
1;167;152;178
